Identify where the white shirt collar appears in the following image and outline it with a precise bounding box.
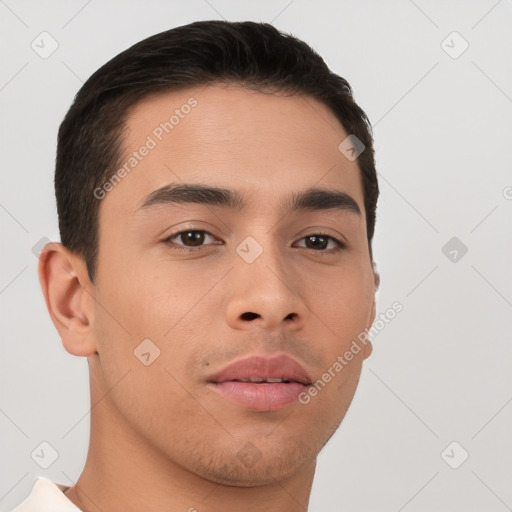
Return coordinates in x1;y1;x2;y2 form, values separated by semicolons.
10;476;82;512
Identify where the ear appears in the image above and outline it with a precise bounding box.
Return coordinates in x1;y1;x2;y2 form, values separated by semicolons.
373;261;380;291
38;242;97;357
362;264;380;360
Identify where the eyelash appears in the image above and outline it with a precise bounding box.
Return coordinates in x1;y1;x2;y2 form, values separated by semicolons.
162;229;346;254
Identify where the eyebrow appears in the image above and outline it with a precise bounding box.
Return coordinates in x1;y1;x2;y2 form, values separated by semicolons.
137;183;361;216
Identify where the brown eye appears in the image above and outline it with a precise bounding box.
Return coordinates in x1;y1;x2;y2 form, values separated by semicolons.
295;234;345;253
178;230;205;246
163;229;218;250
305;235;328;250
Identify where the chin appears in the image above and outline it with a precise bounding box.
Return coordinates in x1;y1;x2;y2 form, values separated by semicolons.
191;436;317;487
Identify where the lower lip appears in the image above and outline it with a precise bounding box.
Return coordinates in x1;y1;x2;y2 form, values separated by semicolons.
208;381;308;411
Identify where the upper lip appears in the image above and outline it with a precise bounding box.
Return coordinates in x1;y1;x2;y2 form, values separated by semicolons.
207;353;312;385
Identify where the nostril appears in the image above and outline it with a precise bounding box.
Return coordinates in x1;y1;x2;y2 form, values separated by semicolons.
241;312;259;321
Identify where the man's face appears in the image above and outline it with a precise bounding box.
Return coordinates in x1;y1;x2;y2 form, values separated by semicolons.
91;84;376;485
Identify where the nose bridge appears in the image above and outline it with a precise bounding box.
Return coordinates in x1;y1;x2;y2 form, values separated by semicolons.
226;228;307;329
235;229;289;289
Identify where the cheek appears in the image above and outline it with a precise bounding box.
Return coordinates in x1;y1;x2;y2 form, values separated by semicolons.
93;254;218;420
93;305;205;431
313;267;374;338
92;270;207;406
95;267;188;349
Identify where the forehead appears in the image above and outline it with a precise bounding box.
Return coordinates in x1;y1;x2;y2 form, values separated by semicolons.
99;84;365;222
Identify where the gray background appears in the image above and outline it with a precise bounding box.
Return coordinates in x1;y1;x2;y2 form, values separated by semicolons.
1;0;511;511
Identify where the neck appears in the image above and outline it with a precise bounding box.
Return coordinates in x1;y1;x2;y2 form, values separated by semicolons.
64;360;317;512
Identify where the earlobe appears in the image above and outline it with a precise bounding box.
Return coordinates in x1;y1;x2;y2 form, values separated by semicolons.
38;242;97;357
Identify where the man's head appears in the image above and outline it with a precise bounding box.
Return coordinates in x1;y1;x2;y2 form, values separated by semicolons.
39;20;379;489
53;20;378;284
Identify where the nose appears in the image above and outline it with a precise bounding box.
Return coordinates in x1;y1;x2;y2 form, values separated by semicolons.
225;238;308;333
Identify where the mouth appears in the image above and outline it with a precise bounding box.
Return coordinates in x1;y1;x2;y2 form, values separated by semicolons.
231;377;295;383
206;353;313;411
